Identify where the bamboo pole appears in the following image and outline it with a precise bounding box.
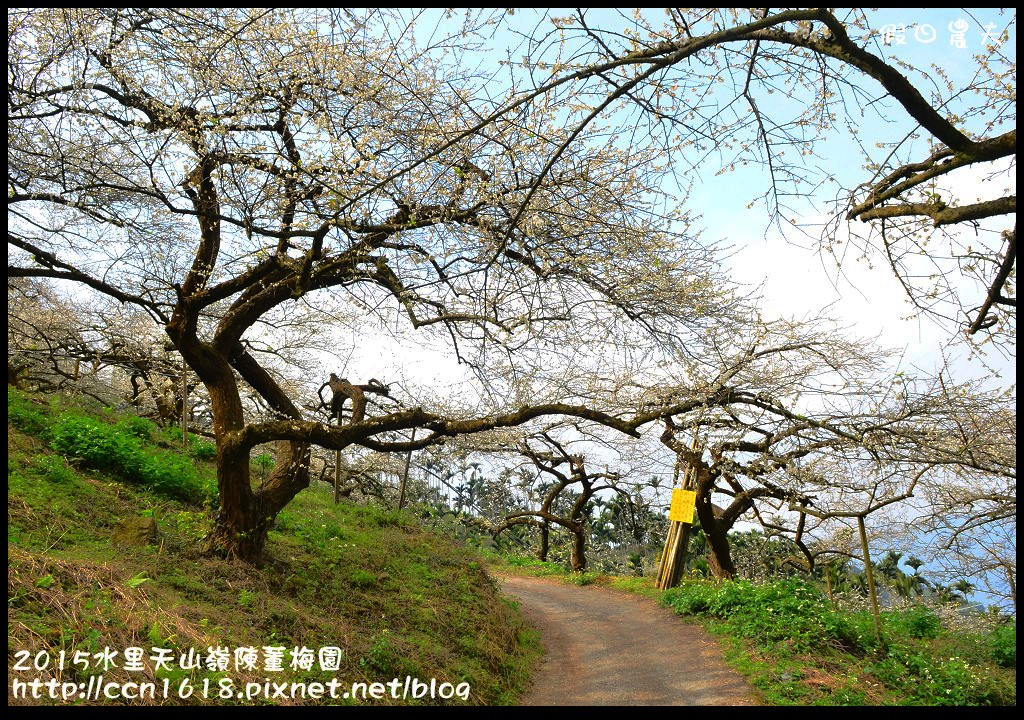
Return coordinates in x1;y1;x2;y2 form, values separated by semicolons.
397;428;416;510
656;441;702;591
657;460;682;589
333;408;342;504
673;459;697;580
657;521;680;589
181;367;189;451
1006;565;1016;614
858;515;883;642
669;522;692;588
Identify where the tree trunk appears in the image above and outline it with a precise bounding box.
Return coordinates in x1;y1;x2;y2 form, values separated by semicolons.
196;358;255;559
538;522;550;562
178;335;312;563
693;468;736;579
705;527;736;579
570;526;587;572
195;357;313;563
203;443;263;559
204;438;310;563
204;506;271;560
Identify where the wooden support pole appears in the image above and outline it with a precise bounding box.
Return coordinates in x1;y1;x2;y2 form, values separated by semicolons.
1006;565;1016;614
657;456;698;591
659;520;692;590
181;367;189;450
657;520;679;589
333;408;342;505
669;523;692;587
398;428;415;510
858;515;883;642
674;460;696;578
657;459;682;589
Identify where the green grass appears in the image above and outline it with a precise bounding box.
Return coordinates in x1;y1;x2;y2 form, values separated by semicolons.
7;389;539;705
489;554;602;586
661;577;1015;705
9;388;216;503
47;413;216;503
489;552;660;596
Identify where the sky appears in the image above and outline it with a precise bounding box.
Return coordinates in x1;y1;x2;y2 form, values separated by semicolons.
323;9;1016;606
19;8;1011;603
335;8;1016;391
706;8;1016;381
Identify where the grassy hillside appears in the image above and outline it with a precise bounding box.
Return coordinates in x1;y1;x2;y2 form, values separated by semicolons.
7;389;539;705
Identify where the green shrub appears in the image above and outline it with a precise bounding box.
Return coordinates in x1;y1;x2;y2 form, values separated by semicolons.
115;415;156;441
190;440;217;461
988;622;1015;668
349;570;378;588
49;414;138;471
662;578;860;653
663;576;1015;705
7;388;51;436
870;645;1013;705
162;426;184;443
887;605;942;639
48;413;214;504
137;450;213;503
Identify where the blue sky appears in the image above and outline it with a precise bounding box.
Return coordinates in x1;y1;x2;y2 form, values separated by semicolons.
369;8;1016;386
352;9;1016;607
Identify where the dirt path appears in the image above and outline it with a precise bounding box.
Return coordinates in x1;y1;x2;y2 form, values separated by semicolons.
498;574;759;706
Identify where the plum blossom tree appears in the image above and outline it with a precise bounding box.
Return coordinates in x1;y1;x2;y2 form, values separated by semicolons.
494;8;1016;348
7;8;733;561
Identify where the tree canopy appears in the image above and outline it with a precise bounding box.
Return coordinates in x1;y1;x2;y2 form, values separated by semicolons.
485;8;1016;349
7;7;1016;599
8;8;736;559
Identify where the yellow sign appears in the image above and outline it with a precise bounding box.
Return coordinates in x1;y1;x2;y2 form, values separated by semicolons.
669;489;696;524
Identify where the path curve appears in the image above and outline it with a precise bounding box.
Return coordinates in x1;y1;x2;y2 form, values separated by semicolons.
498;574;759;706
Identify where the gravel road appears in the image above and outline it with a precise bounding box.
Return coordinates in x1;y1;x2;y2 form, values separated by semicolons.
498;574;759;706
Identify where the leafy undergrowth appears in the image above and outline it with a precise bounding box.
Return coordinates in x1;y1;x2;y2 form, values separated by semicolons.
8;389;539;706
661;578;1015;706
